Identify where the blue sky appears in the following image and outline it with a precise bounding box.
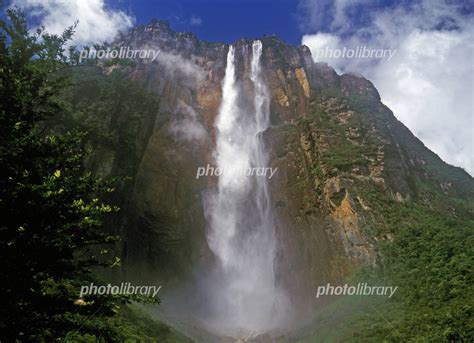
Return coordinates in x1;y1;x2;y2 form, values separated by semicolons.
108;0;303;45
104;0;414;45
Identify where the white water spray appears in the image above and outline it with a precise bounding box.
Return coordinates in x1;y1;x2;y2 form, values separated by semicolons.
204;41;288;337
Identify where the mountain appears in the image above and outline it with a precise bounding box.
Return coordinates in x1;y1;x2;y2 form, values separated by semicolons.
74;20;473;341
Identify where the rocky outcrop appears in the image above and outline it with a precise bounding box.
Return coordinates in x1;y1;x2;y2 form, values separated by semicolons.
96;20;473;313
262;64;473;316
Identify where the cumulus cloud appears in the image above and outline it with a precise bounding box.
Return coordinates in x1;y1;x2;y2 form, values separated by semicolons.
300;0;474;174
10;0;135;46
170;100;207;143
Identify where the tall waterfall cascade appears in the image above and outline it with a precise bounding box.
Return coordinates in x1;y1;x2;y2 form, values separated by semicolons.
204;40;289;337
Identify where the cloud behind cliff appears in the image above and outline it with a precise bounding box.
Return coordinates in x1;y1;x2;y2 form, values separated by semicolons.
10;0;135;46
299;0;474;175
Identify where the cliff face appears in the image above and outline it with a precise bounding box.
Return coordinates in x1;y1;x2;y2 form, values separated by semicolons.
96;20;473;314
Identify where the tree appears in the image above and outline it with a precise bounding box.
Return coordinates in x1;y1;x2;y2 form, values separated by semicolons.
0;8;150;341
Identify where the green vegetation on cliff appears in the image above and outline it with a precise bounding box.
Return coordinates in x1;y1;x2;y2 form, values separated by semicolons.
352;183;473;341
294;92;473;341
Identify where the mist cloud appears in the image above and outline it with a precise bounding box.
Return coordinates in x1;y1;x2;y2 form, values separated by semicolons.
155;51;205;84
170;101;207;143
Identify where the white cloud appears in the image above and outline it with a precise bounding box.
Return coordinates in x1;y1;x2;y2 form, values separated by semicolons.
190;15;203;27
370;29;473;174
170;100;207;143
300;0;474;174
10;0;135;46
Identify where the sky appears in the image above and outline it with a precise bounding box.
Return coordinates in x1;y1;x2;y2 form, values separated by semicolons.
6;0;474;175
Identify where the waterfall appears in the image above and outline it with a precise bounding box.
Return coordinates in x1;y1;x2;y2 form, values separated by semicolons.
203;40;288;337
